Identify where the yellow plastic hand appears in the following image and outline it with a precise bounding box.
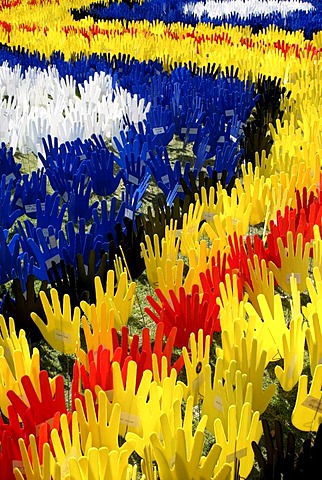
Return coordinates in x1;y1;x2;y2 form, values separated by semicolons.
202;359;253;437
292;365;322;432
196;185;223;228
14;435;60;480
95;360;152;437
313;223;322;271
64;448;134;480
179;200;204;257
303;266;322;319
245;255;275;317
141;224;180;287
50;411;89;478
156;258;195;297
306;312;322;376
178;330;210;404
228;337;276;414
268;232;311;293
244;293;289;362
213;402;262;479
75;389;135;455
221;188;252;235
31;289;80;354
87;271;136;330
0;315;17;370
275;315;306;391
150;396;232;480
0;334;40;417
77;303;115;368
126;370;183;458
235;166;269;225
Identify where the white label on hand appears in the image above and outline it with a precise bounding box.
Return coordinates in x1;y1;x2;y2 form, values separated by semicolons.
286;273;301;284
125;208;134;220
153;127;165;135
161;175;170;184
226;448;247;463
128;174;139;185
45;254;60;269
214;395;223;412
120;411;140;428
55;329;72;344
218;135;225;143
25;204;37;213
225;109;234;116
302;395;322;413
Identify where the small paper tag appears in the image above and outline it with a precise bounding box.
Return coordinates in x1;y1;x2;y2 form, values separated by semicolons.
79;154;87;161
203;212;214;221
42;228;49;237
302;395;322;413
226;448;247;463
161;174;170;184
120;411;140;428
105;389;113;401
16;198;23;207
218;135;225;143
125;208;134;220
55;329;72;344
45;254;60;269
62;192;69;202
230;135;237;142
35;417;54;436
25;204;37;214
225;109;234;117
12;461;25;474
49;235;57;248
128;174;139;185
206;145;211;152
153;126;165;135
286;273;301;284
177;184;183;193
214;395;223;412
188;127;198;135
175;229;182;238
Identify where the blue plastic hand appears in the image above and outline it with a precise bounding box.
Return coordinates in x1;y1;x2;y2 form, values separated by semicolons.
86;147;122;196
0;142;21;187
27;226;61;281
207;142;243;182
66;174;98;223
14;169;47;219
0;174;23;229
178;106;205;146
92;197;125;238
35;191;67;236
0;227;20;285
11;252;35;295
58;219;106;268
145;104;175;147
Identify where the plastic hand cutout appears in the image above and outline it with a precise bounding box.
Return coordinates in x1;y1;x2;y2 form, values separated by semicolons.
275;316;306;391
0;332;40;417
145;285;218;349
178;330;210;404
7;371;66;439
3;276;48;343
268;231;310;294
31;288;80;354
141;224;180;287
95;360;152;437
306;312;322;376
303;266;322;320
83;270;136;330
196;185;223;228
126;371;184;459
292;365;322;432
202;358;254;437
219;336;276;414
51;412;86;478
213;402;262;480
64;447;134;480
150;395;232;480
86;146;122;196
14;435;59;480
79;303;115;362
156;258;195;298
179;200;204;257
75;389;135;456
76;251;109;305
245;255;275;317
